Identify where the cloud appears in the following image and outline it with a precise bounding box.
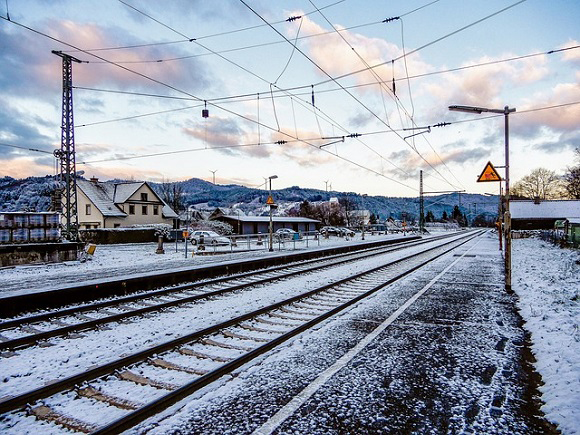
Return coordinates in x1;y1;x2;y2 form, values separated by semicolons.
292;15;432;90
388;144;489;178
515;82;580;136
560;40;580;64
532;130;580;153
0;19;212;100
425;54;550;119
0;157;55;178
0;99;57;158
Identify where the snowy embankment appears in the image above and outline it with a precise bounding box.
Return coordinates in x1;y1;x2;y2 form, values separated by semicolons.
512;237;579;434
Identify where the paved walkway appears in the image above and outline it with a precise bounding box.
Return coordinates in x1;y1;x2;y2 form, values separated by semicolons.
154;232;556;434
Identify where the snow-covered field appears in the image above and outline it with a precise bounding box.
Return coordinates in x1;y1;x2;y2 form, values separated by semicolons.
0;231;577;433
512;237;580;434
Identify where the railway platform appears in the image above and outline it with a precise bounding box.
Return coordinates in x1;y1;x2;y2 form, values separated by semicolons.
159;231;555;434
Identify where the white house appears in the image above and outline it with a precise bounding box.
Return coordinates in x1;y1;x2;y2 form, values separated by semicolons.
75;178;178;229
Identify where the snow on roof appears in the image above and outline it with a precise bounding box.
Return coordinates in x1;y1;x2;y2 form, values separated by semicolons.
110;182;142;203
510;200;580;219
77;179;126;217
222;215;320;223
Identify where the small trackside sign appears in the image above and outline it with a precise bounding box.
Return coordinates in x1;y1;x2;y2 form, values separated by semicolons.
266;195;275;205
477;161;502;182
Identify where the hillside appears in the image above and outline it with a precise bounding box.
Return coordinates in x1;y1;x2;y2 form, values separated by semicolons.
0;176;499;223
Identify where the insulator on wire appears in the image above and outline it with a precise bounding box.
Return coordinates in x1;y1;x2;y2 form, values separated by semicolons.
202;101;209;118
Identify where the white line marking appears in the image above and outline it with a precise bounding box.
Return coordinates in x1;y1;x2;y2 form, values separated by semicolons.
252;238;480;434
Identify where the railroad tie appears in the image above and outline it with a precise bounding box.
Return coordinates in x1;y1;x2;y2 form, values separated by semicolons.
238;322;282;334
149;357;209;376
255;317;296;327
268;311;309;321
77;386;142;410
29;405;98;434
222;329;270;342
279;306;314;316
179;347;234;362
202;337;254;352
117;369;179;390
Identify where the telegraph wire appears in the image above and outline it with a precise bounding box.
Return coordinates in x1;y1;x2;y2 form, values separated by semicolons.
315;0;528;87
241;0;459;189
72;44;580;109
116;0;410;183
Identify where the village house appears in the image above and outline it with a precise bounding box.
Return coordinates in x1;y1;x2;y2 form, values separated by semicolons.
76;178;178;229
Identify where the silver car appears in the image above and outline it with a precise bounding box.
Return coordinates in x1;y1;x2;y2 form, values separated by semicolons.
189;230;231;245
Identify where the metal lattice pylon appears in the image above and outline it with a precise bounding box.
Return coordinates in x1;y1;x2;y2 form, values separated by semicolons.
52;50;82;241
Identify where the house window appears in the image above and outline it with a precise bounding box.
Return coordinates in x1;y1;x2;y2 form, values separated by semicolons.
142;205;148;215
114;223;121;228
86;204;91;215
153;205;159;215
129;205;135;215
141;192;148;201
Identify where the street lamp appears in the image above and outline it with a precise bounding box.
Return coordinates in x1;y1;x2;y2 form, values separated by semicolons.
268;175;278;252
449;104;515;290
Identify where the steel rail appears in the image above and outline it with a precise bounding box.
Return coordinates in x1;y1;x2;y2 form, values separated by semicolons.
0;231;481;419
95;231;483;434
0;234;459;350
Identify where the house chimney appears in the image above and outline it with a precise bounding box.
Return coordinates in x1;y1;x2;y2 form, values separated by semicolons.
533;196;540;204
90;177;99;183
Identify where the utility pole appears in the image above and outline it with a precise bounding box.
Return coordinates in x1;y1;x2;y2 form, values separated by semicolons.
52;50;82;241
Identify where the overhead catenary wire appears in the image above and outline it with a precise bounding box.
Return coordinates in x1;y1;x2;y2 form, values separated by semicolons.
241;0;460;190
116;0;414;183
71;44;580;113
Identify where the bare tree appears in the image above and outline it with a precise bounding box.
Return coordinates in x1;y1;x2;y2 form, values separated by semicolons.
563;148;580;199
511;168;564;199
159;181;186;213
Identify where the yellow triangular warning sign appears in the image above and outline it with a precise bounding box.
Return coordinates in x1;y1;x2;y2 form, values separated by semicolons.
477;161;502;182
266;195;275;205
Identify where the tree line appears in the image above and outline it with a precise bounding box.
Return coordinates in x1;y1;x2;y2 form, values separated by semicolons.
511;147;580;200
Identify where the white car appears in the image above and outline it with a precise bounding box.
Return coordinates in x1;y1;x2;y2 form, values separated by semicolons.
189;230;231;245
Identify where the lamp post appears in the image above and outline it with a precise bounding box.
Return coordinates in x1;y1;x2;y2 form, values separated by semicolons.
449;104;515;290
268;175;278;252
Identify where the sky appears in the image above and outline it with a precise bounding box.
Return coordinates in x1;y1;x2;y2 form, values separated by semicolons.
0;0;579;197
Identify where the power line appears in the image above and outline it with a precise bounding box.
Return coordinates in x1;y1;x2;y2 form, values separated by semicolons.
72;45;580;110
315;0;528;87
241;0;461;190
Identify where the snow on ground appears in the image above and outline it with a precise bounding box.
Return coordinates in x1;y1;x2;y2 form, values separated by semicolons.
0;230;577;433
0;233;405;297
512;236;580;434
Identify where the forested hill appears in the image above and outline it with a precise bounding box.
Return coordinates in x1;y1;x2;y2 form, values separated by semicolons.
0;176;499;222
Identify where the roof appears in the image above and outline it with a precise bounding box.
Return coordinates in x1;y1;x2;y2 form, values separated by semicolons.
221;215;320;223
510;200;580;220
77;179;126;217
77;179;178;219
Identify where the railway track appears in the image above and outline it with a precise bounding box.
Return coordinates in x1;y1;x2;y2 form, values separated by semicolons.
0;230;482;434
0;232;462;352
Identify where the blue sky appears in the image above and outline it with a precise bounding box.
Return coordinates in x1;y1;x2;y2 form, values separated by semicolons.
1;0;578;197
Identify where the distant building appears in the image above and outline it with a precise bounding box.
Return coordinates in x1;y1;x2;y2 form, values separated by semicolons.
76;178;178;229
510;199;580;230
212;213;320;235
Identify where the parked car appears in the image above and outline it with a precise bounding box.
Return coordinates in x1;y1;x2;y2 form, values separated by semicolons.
274;228;300;240
189;230;231;245
320;226;340;236
337;227;355;237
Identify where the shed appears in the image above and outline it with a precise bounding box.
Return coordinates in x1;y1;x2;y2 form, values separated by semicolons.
510;199;580;230
213;215;320;235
